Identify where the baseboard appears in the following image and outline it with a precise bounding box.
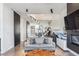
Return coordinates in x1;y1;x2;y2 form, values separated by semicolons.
67;48;79;56
1;45;14;54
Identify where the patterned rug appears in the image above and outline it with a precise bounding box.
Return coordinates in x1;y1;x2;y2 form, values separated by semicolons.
25;49;55;56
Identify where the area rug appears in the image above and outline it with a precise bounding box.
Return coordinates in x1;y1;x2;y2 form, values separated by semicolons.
25;49;55;56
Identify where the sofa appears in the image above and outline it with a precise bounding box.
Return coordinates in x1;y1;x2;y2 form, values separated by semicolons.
54;31;67;50
24;37;55;52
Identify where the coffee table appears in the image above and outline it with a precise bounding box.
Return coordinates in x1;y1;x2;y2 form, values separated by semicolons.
25;49;55;56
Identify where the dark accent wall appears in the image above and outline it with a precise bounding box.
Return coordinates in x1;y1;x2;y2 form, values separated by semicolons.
14;11;20;46
67;3;79;15
67;3;79;54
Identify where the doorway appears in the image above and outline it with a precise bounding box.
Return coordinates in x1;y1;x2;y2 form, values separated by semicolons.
14;11;20;46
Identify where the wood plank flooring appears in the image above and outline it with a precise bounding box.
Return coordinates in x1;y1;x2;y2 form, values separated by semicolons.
1;42;74;56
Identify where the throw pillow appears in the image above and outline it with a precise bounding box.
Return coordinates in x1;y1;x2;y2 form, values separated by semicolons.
43;39;48;44
30;39;36;44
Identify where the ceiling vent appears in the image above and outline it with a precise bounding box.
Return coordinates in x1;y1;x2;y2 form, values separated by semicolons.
26;9;28;12
50;9;53;13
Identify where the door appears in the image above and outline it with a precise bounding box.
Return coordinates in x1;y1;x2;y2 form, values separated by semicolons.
14;11;20;46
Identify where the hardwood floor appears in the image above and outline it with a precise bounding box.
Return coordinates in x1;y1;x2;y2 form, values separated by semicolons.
55;47;74;56
1;43;25;56
1;42;74;56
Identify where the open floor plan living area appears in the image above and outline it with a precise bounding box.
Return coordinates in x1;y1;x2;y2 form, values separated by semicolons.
0;3;79;56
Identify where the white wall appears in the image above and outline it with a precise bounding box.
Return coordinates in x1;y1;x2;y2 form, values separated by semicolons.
0;4;1;38
20;17;27;41
1;4;14;54
0;3;3;52
51;5;67;32
0;3;3;38
58;7;67;31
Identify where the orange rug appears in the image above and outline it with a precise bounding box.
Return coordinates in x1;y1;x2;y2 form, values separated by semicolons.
25;49;55;56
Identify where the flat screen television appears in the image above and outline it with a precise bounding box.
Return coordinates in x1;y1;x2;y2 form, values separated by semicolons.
64;9;79;30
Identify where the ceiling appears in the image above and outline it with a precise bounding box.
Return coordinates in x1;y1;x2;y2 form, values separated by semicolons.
5;3;66;14
5;3;66;21
27;14;59;20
